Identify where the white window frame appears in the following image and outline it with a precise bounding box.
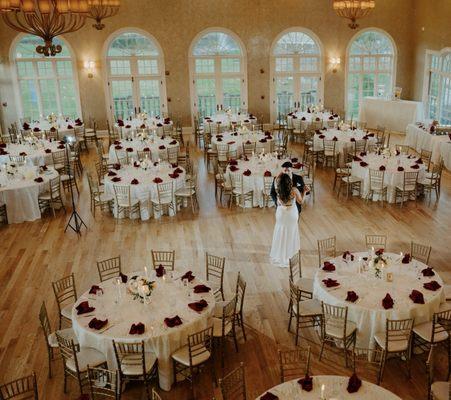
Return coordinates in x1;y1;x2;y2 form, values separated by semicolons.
189;27;248;121
270;27;324;123
10;33;82;121
103;28;168;123
345;28;397;119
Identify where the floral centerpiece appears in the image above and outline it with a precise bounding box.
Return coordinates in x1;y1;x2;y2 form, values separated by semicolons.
369;248;387;279
127;276;156;303
138;111;148;121
47;113;57;125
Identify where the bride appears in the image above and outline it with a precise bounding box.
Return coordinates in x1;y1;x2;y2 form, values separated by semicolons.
270;172;309;268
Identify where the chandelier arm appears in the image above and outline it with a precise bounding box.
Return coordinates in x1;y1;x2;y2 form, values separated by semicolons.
1;13;36;35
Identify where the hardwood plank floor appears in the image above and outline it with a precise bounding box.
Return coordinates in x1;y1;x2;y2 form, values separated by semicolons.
0;134;450;399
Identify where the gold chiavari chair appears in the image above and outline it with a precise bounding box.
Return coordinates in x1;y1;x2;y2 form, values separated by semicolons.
151;249;175;271
289;250;313;295
87;367;121;400
70;141;83;177
167;145;179;165
288;280;322;346
395;171;419;207
262;175;273;207
112;340;158;398
426;345;449;400
60;158;79;195
136;149;151;161
151;180;175;217
354;139;366;155
39;301;78;378
351;347;384;385
56;333;107;396
418;161;442;201
97;256;122;282
317;236;336;266
217;142;230;170
175;173;199;214
374;318;414;382
375;126;386;147
235;272;247;341
213;296;238;367
302;158;315;202
395;144;410;155
206;252;225;301
230;171;254;209
0;373;38;400
87;172;113;216
113;184;141;219
171;326;214;398
410;241;432;264
218;167;233;205
242;141;256;157
95;161;108;187
52;273;77;329
114;148;128;165
46;127;59;141
333;153;351;192
108;124;120;147
365;169;387;204
38;176;66;218
219;362;246;400
420;149;433;171
319;302;357;367
8;155;26;165
365;234;387;250
83;122;99;146
278;347;311;383
51;148;67;172
322;139;337;167
337;167;362;199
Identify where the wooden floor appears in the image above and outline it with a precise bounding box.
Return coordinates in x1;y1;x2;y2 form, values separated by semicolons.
0;133;450;400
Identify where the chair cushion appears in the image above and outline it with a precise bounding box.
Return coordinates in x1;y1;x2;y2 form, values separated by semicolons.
48;327;78;348
61;303;73;319
120;352;157;376
212;317;232;337
38;192;52;200
66;347;106;372
431;381;449;400
294;299;322;317
374;332;409;352
95;193;114;203
295;277;314;294
175;188;195;197
171;345;211;367
413;321;449;343
325;319;357;339
342;176;361;184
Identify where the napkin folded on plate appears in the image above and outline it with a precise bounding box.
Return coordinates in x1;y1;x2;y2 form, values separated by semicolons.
113;164;121;170
346;291;359;302
115;145;123;150
245;140;252;145
379;165;386;171
216;135;223;139
297;374;313;392
164;315;182;328
129;322;145;335
188;299;208;312
108;171;117;176
34;177;44;183
45;149;52;153
409;289;425;304
131;179;139;185
423;281;441;291
229;159;238;166
318;134;325;139
422;267;435;277
411;164;420;169
216;137;223;142
193;284;211;293
230;165;239;172
111;177;121;182
301;117;306;121
0;150;8;155
398;166;405;172
332;136;338;141
322;278;339;288
360;151;367;157
159;145;166;150
347;373;362;393
174;167;183;174
67;125;74;129
133;161;140;168
119;272;128;283
126;148;133;152
402;253;411;263
89;285;103;295
153;177;163;184
155;265;166;277
350;138;356;142
260;392;278;400
342;251;354;261
353;156;362;162
88;318;108;330
143;147;150;152
113;140;121;145
360;161;369;167
322;261;335;272
382;293;394;309
76;301;95;315
416;158;423;164
243;169;252;176
156;123;163;127
169;172;179;179
264;170;272;177
227;141;235;145
181;270;195;282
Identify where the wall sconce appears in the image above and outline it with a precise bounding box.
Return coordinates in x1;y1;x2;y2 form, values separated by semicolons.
330;57;341;73
84;60;96;78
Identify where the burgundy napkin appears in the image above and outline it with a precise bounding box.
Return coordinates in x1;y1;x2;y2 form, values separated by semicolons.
422;267;435;277
397;166;404;172
113;140;121;146
347;373;362;393
115;145;123;150
315;117;321;122
329;115;334;120
157;123;163;127
259;137;268;143
301;117;306;121
153;177;163;184
159;145;166;150
113;163;121;170
411;164;420;169
188;299;208;312
108;171;117;177
359;151;366;157
67;125;74;129
0;143;6;148
75;118;83;125
416;158;423;164
133;161;140;168
131;179;139;185
350;137;356;142
89;285;103;295
346;291;359;302
319;134;325;139
140;124;146;129
33;127;40;132
263;170;272;177
368;133;375;137
342;251;354;261
265;131;272;136
88;318;108;330
45;148;52;154
19;152;27;156
230;165;239;172
126;147;133;152
260;392;279;400
169;172;179;179
297;374;313;392
181;270;195;282
34;177;44;183
243;169;252;176
216;135;223;139
41;165;48;171
153;162;159;166
119;272;128;283
332;136;338;141
155;265;166;277
244;119;249;123
229;159;238;166
409;289;425;304
143;147;150;152
0;150;8;155
382;293;394;309
117;120;124;127
125;125;131;129
322;261;336;272
129;322;145;335
353;156;362;162
164;315;182;328
379;165;386;171
23;123;30;130
402;253;411;263
245;140;252;145
193;284;211;293
227;141;236;145
169;140;177;145
423;281;441;291
174;167;183;174
57;145;65;149
111;177;121;182
360;161;368;167
76;301;95;315
293;162;303;169
323;278;339;288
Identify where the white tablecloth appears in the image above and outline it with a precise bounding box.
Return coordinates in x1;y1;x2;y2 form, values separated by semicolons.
0;140;67;167
71;270;215;391
440;142;451;170
313;252;444;350
257;375;401;399
108;137;179;164
287;111;339;129
211;131;274;158
22;119;82;138
204;113;256;125
0;166;59;224
103;163;185;220
116;117;172;130
351;153;426;203
359;98;424;133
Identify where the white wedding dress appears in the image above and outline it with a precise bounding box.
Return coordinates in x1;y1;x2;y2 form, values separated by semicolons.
270;197;300;268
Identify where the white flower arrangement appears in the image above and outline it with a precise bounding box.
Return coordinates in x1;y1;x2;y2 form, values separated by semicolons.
369;248;388;279
47;113;57;124
127;276;156;303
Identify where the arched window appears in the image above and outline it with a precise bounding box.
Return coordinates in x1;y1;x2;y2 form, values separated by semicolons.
189;29;247;118
271;29;324;121
346;30;396;119
105;30;167;120
12;35;81;121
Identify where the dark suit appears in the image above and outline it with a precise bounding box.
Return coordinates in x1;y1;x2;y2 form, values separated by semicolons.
271;173;305;214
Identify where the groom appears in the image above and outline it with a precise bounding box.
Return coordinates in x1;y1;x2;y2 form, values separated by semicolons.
270;161;305;214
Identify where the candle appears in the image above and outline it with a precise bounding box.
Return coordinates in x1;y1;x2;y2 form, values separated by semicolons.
321;384;325;399
144;265;149;279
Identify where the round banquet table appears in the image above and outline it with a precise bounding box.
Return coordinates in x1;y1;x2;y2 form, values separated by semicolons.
103;162;186;220
24;119;82;138
115;118;173;137
0;165;59;224
224;156;305;208
211;131;275;158
351;153;426;203
0;140;68;167
108;137;179;164
313;252;445;349
287;111;339;129
204;113;256;126
71;270;216;391
256;375;402;399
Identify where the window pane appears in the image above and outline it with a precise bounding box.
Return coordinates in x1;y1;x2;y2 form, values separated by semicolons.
275;76;294;119
350;31;394;56
376;74;391;97
111;80;134;120
39;80;58;116
195;59;214;73
37;61;53;77
222;78;241;111
195;78;216;118
139;79;160;116
428;72;439;119
362;73;375;98
274;31;320;55
221;58;240;73
192;32;241;56
299;57;318;72
440;77;451;125
59;79;78;118
349;57;361;72
56;61;73;76
300;77;318;107
110;60;131;75
108;32;159;57
16;35;69;58
137;59;158;75
347;73;360;119
378;56;392;71
363;57;376;71
275;57;293;72
19;80;40;120
17;61;34;77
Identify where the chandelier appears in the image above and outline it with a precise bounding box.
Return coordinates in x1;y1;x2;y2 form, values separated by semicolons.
0;0;90;57
333;0;376;29
87;0;120;30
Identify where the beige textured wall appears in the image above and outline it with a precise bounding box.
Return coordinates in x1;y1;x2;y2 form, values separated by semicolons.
0;0;416;129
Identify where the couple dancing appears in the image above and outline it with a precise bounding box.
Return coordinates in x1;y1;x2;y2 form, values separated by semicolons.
270;161;310;268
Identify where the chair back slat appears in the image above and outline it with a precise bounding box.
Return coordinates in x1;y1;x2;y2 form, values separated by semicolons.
206;253;225;283
365;234;387;250
113;340;146;378
0;373;38;400
151;250;175;271
410;241;431;264
52;273;77;310
317;236;336;265
188;326;213;367
97;256;122;282
385;318;414;351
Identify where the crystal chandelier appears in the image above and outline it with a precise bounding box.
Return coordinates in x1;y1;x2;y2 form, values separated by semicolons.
333;0;376;29
87;0;120;30
0;0;90;57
